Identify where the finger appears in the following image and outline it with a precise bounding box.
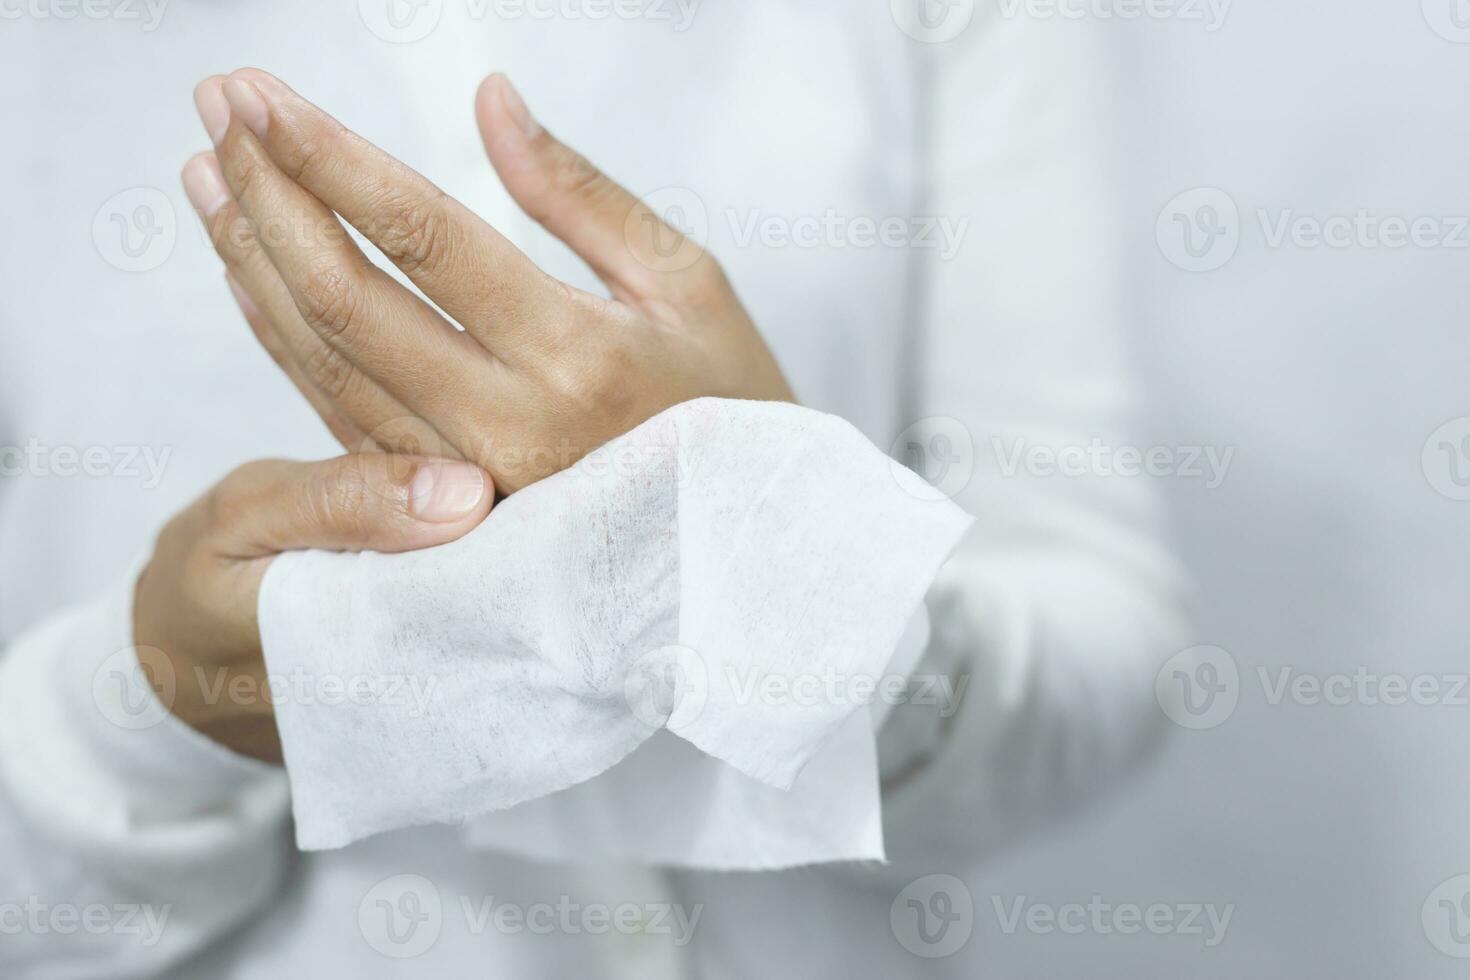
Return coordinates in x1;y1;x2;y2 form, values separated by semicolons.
183;149;461;459
182;147;371;444
197;77;500;449
212;455;493;560
225;269;368;450
216;68;567;359
223;268;463;462
474;73;722;307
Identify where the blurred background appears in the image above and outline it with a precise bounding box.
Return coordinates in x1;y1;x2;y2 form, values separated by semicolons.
982;1;1470;975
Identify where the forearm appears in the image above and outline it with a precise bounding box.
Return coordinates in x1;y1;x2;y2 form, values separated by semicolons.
864;10;1193;870
875;531;1191;869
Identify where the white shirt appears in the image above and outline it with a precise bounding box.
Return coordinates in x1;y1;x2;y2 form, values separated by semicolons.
0;4;1188;977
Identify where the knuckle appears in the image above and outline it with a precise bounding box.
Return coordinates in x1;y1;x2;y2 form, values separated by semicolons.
210;211;253;264
219;150;263;207
301;343;361;403
208;461;271;528
555;150;612;207
376;191;453;276
552;338;628;417
297;264;363;339
537;273;591;328
301;464;375;544
224;214;265;265
283;119;347;185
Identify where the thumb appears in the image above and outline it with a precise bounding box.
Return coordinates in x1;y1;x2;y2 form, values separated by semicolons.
475;73;719;305
214;455;493;559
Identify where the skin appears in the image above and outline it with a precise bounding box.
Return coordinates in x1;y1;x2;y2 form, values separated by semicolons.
148;69;791;762
134;454;494;763
184;69;793;490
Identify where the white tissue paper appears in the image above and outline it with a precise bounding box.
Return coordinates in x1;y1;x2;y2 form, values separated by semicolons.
258;398;972;868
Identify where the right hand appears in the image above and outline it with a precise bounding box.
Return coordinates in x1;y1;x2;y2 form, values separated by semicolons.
132;454;493;762
185;70;793;495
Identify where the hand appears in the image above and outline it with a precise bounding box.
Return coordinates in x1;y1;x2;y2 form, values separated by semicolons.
182;69;793;494
133;455;492;762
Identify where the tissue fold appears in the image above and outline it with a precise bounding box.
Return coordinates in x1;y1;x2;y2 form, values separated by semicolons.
258;398;972;866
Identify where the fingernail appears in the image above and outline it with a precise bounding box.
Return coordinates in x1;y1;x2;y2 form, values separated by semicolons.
182;154;230;217
241;69;293;99
498;76;540;138
224;271;259;318
222;77;270;138
193;77;230;144
410;462;487;522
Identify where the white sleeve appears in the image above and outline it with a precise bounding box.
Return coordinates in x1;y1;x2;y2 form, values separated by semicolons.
871;12;1194;868
0;562;292;979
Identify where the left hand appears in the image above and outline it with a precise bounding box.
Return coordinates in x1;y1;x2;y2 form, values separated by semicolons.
183;69;793;494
